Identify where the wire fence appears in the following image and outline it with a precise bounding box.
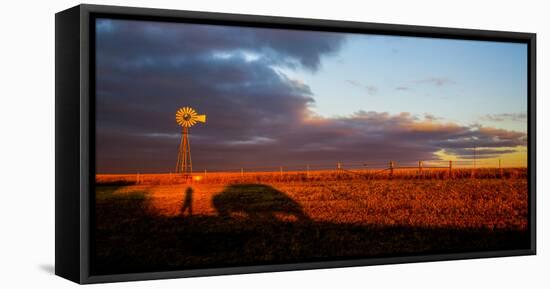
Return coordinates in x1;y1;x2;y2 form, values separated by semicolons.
189;158;506;173
96;158;527;185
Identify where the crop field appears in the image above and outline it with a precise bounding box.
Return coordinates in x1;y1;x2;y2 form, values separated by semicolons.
93;168;529;275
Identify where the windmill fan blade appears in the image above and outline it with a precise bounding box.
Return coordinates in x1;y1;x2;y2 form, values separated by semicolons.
195;114;206;123
175;106;205;127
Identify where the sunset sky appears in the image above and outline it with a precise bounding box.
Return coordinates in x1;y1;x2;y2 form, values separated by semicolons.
95;18;528;173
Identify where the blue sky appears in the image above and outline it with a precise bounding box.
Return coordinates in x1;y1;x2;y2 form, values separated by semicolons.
276;34;527;132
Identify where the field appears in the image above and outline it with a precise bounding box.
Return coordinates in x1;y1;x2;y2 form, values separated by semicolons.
93;168;529;275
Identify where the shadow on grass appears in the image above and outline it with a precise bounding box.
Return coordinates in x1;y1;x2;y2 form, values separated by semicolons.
92;183;529;275
180;187;194;217
213;184;310;222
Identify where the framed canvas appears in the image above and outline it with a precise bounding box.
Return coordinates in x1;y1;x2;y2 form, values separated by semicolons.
55;4;536;284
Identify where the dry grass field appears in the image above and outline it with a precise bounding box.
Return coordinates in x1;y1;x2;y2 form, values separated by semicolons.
93;168;529;275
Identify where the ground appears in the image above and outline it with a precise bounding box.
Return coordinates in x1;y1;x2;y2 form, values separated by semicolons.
93;169;529;275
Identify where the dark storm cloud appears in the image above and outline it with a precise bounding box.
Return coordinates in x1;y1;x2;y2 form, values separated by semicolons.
95;18;343;72
95;19;526;173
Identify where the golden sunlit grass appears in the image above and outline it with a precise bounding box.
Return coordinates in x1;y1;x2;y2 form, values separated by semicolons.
93;168;529;274
97;168;527;229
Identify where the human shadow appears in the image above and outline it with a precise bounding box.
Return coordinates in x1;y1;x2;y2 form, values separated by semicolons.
180;187;193;217
212;184;310;222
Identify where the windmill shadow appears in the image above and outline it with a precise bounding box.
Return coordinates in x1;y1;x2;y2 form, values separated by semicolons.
180;187;193;217
212;184;310;222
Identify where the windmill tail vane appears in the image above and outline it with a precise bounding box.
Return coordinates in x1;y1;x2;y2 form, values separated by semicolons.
194;114;206;123
175;106;206;175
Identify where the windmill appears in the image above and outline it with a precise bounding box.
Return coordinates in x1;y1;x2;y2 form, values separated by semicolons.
175;106;206;175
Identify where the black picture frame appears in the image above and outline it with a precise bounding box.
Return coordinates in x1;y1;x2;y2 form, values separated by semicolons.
55;4;536;284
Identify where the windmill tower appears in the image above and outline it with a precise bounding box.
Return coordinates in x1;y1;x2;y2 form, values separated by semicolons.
175;106;206;175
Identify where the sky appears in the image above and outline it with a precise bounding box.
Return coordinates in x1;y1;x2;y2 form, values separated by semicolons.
95;18;528;173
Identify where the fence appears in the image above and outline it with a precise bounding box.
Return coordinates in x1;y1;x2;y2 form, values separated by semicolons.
98;158;526;185
187;158;507;176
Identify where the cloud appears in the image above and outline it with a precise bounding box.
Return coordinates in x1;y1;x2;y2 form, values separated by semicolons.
482;113;527;122
446;147;519;159
95;19;526;173
95;18;345;72
416;77;455;86
346;80;378;95
423;113;442;122
225;136;276;146
395;86;410;91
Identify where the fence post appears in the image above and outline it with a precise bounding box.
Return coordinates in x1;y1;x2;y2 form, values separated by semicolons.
389;161;394;178
136;172;140;184
499;159;503;178
337;162;341;171
306;164;310;179
418;160;423;173
204;169;207;179
241;168;244;177
448;160;453;178
280;166;283;177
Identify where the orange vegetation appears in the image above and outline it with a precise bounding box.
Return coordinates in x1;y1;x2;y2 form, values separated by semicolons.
94;168;528;274
97;168;528;230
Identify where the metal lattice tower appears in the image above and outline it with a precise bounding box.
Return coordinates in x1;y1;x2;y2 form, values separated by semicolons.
175;107;206;175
